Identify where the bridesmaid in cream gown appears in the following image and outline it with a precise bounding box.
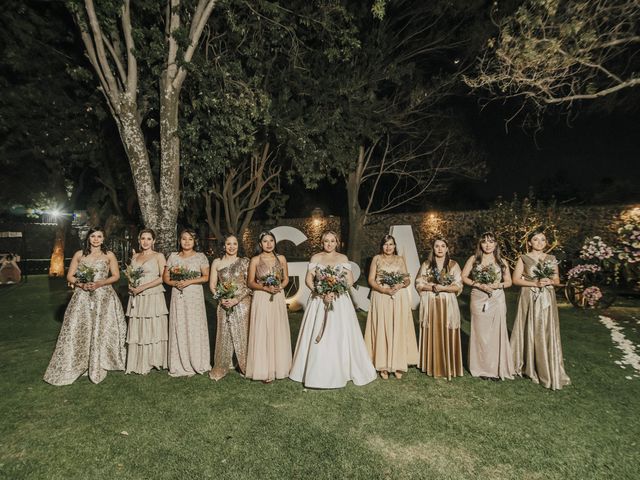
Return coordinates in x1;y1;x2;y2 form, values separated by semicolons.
365;235;419;379
510;229;571;390
125;229;168;374
462;232;515;381
44;227;127;385
208;234;251;381
163;229;211;377
246;231;292;383
415;237;464;380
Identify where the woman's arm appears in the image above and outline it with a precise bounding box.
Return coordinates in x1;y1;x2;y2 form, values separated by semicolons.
246;257;263;291
278;255;289;289
91;252;120;289
209;258;220;294
368;256;391;295
500;260;512;289
66;251;83;285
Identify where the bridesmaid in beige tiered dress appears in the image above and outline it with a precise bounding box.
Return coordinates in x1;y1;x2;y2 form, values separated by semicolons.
246;231;292;383
415;237;464;380
365;235;419;379
462;232;515;380
510;229;571;390
208;234;251;381
163;229;211;377
125;229;168;374
44;227;127;385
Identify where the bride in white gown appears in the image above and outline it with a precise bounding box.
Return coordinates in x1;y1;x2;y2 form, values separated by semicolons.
290;231;377;389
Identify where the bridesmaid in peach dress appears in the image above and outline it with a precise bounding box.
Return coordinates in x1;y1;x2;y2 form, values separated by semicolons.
415;237;464;380
364;234;419;379
163;229;211;377
245;231;292;383
461;232;515;381
510;229;571;390
125;229;168;374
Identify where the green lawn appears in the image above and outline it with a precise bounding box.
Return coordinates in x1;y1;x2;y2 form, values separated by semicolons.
1;276;639;480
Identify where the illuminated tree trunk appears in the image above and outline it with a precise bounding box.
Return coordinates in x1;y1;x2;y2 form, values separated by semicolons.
48;220;66;277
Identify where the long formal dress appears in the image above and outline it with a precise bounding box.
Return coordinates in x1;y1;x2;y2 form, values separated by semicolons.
44;259;127;385
468;263;514;379
365;256;419;373
290;263;377;389
417;260;464;379
210;257;251;381
167;252;211;377
125;256;168;374
510;254;571;390
245;257;292;381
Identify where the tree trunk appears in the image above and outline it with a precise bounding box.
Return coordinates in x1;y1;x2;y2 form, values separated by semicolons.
48;219;67;277
346;146;367;264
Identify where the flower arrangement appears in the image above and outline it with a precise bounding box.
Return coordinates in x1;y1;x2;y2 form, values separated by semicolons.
566;264;601;280
259;269;281;301
531;259;557;280
426;267;455;296
75;263;96;284
580;236;614;261
617;208;640;264
472;264;500;286
213;281;239;315
377;270;409;287
169;265;201;282
125;265;145;289
314;265;349;311
582;286;603;307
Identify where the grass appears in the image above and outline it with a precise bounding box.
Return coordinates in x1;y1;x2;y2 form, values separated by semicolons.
0;276;639;479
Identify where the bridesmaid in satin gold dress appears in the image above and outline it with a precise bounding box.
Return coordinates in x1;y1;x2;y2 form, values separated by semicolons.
365;235;419;379
44;227;127;385
208;234;251;381
125;229;168;374
245;231;292;383
462;232;515;381
415;237;464;380
510;229;571;390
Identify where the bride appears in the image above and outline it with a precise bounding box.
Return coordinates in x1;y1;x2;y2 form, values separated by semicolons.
289;231;377;389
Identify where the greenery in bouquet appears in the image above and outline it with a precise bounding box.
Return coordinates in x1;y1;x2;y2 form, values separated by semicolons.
75;263;96;284
314;265;349;310
259;269;281;301
213;281;239;314
124;265;145;290
169;266;201;282
377;270;409;287
427;267;455;296
531;259;557;280
471;264;500;285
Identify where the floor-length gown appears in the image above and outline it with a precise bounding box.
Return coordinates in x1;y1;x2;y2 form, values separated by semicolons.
290;263;377;389
125;256;168;374
210;257;251;380
44;259;127;385
510;254;571;390
167;252;211;377
365;256;419;373
468;263;514;379
246;257;292;381
417;261;464;379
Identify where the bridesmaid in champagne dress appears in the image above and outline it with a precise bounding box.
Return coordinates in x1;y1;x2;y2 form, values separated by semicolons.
246;231;292;383
125;228;168;374
163;229;211;377
208;234;251;381
44;227;127;385
364;235;419;379
290;231;377;388
510;229;571;390
415;237;464;380
461;232;515;380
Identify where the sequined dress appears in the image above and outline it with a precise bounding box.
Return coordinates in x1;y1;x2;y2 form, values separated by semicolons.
44;258;127;385
210;257;251;380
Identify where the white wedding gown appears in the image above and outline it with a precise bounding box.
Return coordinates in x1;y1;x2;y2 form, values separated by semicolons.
290;263;377;389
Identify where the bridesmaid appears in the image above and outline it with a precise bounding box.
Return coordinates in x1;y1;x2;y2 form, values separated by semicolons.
364;234;419;379
461;232;515;381
415;237;464;380
510;229;571;390
208;234;251;381
163;229;211;377
245;231;292;383
125;228;168;375
44;227;126;385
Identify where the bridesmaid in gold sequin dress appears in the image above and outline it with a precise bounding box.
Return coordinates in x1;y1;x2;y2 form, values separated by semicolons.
510;229;570;390
163;229;211;377
462;232;515;381
246;231;292;383
125;229;168;374
364;234;419;379
44;227;127;385
208;234;251;381
415;237;464;380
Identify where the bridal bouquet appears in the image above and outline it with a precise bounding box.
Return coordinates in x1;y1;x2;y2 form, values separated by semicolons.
213;281;239;316
169;265;200;282
377;270;409;299
531;259;557;281
429;267;455;296
314;265;349;311
75;263;96;285
259;269;281;301
472;264;500;297
125;265;145;289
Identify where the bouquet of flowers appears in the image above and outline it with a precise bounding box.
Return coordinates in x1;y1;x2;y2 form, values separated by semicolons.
314;265;349;311
580;236;614;261
472;264;500;287
75;263;96;284
169;265;201;282
125;265;145;290
259;269;281;301
428;267;455;296
213;281;239;316
531;259;557;281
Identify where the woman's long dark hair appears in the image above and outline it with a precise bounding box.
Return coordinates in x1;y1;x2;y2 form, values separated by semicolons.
178;228;199;252
427;237;451;273
83;227;108;256
474;231;505;273
378;234;398;255
255;230;279;258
